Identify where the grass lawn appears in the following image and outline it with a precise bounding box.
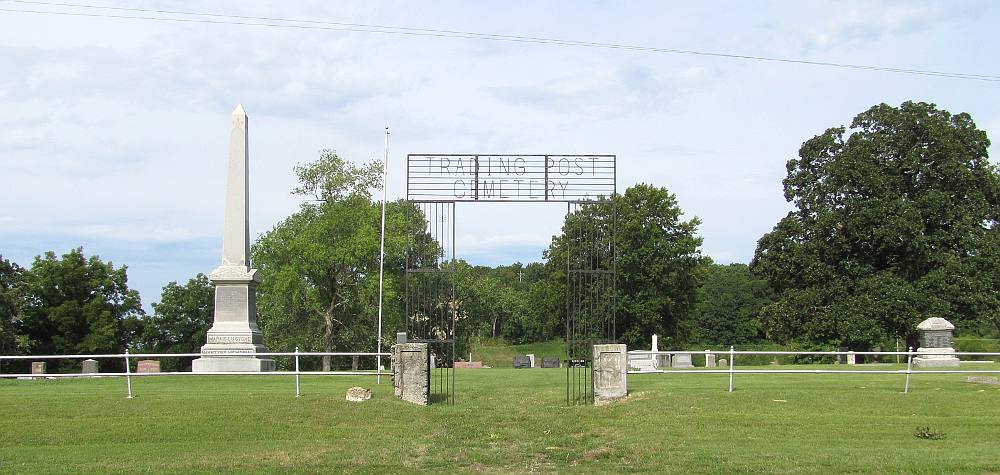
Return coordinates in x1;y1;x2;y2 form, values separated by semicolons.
1;365;999;473
470;339;565;367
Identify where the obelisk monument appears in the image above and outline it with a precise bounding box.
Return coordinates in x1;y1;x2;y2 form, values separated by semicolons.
192;105;275;372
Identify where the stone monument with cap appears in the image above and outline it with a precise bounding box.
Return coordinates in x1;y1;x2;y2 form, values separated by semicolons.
192;105;275;373
913;317;960;368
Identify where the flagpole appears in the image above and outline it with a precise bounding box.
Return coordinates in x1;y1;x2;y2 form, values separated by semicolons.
376;127;389;384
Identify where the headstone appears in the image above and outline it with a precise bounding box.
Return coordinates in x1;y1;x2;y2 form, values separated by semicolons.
137;360;161;373
541;357;560;368
81;359;99;374
31;362;46;375
651;334;658;352
593;344;627;405
391;343;429;405
454;361;485;369
672;353;694;368
626;351;658;372
846;352;856;365
704;350;717;368
525;353;536;368
719;358;728;367
513;355;532;369
346;387;372;402
836;347;848;364
914;317;960;368
193;105;275;373
396;332;407;344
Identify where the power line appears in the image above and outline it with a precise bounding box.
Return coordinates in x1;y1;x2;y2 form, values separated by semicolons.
1;0;998;82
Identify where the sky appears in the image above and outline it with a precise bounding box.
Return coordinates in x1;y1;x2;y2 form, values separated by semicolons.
1;0;998;312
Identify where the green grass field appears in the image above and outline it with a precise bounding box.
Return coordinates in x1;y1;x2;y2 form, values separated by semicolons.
2;365;999;473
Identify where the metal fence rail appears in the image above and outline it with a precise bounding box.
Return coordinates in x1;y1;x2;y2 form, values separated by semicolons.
1;349;392;399
628;348;1000;393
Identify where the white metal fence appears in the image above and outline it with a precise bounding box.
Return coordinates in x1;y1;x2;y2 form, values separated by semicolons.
0;349;391;399
629;347;1000;393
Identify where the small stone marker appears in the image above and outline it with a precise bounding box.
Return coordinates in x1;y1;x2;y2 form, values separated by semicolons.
914;317;960;368
836;347;848;364
704;350;716;368
137;360;161;373
346;387;372;402
719;358;728;367
525;353;536;368
846;351;856;365
31;362;46;375
81;359;99;374
593;344;627;406
454;361;485;369
391;342;429;405
513;355;532;369
672;353;694;368
396;332;407;343
541;357;560;368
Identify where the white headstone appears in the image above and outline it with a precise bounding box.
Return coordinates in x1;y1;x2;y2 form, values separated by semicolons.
525;353;536;368
704;350;716;368
914;317;960;368
193;105;275;373
651;334;658;352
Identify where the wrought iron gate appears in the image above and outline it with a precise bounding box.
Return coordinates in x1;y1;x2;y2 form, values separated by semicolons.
404;201;455;404
406;154;616;405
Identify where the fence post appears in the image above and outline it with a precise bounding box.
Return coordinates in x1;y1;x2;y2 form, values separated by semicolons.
124;349;133;399
294;347;301;398
728;346;735;393
904;346;913;394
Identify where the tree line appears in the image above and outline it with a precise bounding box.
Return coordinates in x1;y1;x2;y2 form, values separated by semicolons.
2;101;998;369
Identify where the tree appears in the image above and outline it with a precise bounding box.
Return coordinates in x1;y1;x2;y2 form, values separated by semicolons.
692;262;772;345
546;184;705;348
0;256;31;360
254;150;429;370
752;101;1000;348
133;274;214;371
19;248;144;370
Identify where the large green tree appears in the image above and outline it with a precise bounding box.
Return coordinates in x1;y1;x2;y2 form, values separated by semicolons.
692;262;772;345
546;184;705;348
19;248;144;369
752;101;1000;348
254;150;432;370
0;256;31;359
133;274;214;371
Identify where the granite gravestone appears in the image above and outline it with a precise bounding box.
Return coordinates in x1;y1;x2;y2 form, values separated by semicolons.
31;362;46;375
704;350;716;368
137;360;161;373
593;344;627;405
513;355;532;369
193;105;275;373
914;317;960;368
672;353;694;368
541;357;560;368
81;359;99;374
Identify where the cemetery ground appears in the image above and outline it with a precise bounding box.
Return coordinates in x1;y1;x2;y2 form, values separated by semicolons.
1;367;999;473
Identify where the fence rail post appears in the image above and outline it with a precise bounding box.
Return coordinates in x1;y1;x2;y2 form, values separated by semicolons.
294;347;301;398
124;348;133;399
728;346;735;393
904;346;913;394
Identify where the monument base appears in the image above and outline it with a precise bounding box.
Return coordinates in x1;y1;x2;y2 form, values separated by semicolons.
913;347;960;368
192;343;275;373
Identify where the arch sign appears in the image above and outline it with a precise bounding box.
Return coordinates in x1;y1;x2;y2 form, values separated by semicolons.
407;154;616;202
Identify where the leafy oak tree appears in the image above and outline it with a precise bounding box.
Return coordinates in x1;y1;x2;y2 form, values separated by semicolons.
752;101;1000;348
0;256;30;360
19;248;144;370
546;184;705;348
692;262;772;345
254;150;436;370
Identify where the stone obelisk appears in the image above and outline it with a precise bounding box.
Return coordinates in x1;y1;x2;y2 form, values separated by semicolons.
192;105;275;372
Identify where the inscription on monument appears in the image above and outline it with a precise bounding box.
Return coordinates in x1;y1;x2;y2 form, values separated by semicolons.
215;286;247;322
597;351;624;389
